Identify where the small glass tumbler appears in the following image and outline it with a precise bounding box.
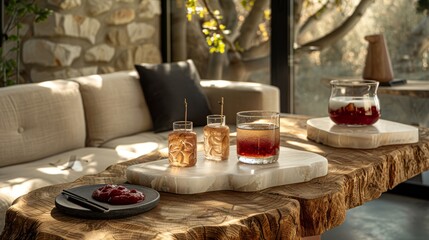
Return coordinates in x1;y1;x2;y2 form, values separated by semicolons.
329;80;381;126
236;111;280;164
204;115;230;161
168;121;197;167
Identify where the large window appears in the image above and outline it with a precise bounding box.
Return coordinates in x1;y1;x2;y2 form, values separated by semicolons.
290;0;429;188
167;0;271;85
165;0;429;188
293;0;429;127
165;0;428;128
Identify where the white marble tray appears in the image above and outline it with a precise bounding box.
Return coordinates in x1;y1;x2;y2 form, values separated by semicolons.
307;117;419;149
126;146;328;194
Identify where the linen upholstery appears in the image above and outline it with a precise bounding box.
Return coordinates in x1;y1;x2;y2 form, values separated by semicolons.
200;80;280;124
72;71;153;147
101;126;207;159
0;80;86;167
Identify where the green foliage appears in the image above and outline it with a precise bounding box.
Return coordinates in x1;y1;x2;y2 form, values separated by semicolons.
240;0;254;11
0;48;17;86
1;0;51;87
202;19;226;53
186;0;202;21
206;32;226;53
417;0;429;15
186;0;228;53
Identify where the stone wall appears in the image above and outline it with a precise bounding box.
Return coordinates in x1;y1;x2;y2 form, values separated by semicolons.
21;0;162;82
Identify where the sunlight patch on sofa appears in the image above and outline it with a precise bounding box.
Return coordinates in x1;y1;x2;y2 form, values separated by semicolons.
38;167;74;175
39;154;97;174
74;74;104;88
0;178;51;200
38;80;80;93
115;142;160;159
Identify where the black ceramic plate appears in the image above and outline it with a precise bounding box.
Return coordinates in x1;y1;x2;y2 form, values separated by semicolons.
55;184;160;219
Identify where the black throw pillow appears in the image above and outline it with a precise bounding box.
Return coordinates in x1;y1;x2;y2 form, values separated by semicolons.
135;60;212;132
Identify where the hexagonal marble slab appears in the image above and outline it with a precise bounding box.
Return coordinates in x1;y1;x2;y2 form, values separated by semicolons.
307;117;419;149
126;146;328;194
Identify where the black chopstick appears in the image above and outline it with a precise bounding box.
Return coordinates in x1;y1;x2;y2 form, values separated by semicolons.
62;189;109;213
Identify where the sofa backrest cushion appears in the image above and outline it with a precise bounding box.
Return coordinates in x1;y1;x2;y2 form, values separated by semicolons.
201;80;280;125
72;71;153;147
0;80;86;167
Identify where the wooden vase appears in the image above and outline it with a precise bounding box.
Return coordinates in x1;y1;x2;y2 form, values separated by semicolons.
362;34;394;83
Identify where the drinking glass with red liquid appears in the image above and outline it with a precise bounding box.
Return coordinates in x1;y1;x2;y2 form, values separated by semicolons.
329;80;381;126
236;111;280;164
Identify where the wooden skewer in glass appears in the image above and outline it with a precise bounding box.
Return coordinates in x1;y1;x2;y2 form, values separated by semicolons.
204;97;230;161
168;98;197;167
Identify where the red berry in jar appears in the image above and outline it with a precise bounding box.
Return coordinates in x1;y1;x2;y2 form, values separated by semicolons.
329;80;380;126
329;98;380;125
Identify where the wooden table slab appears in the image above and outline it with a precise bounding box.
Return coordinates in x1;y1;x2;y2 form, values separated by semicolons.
1;115;429;240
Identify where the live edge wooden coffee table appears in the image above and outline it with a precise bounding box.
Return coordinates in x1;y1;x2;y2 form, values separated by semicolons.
2;115;429;240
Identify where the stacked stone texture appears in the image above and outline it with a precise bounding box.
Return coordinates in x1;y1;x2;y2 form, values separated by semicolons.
22;0;162;82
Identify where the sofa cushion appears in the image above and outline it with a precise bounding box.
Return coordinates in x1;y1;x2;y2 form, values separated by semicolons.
0;80;86;167
73;71;153;147
135;60;212;133
101;126;206;159
200;80;280;125
0;147;129;230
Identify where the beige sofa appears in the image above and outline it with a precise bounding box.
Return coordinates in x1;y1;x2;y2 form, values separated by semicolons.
0;70;279;230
